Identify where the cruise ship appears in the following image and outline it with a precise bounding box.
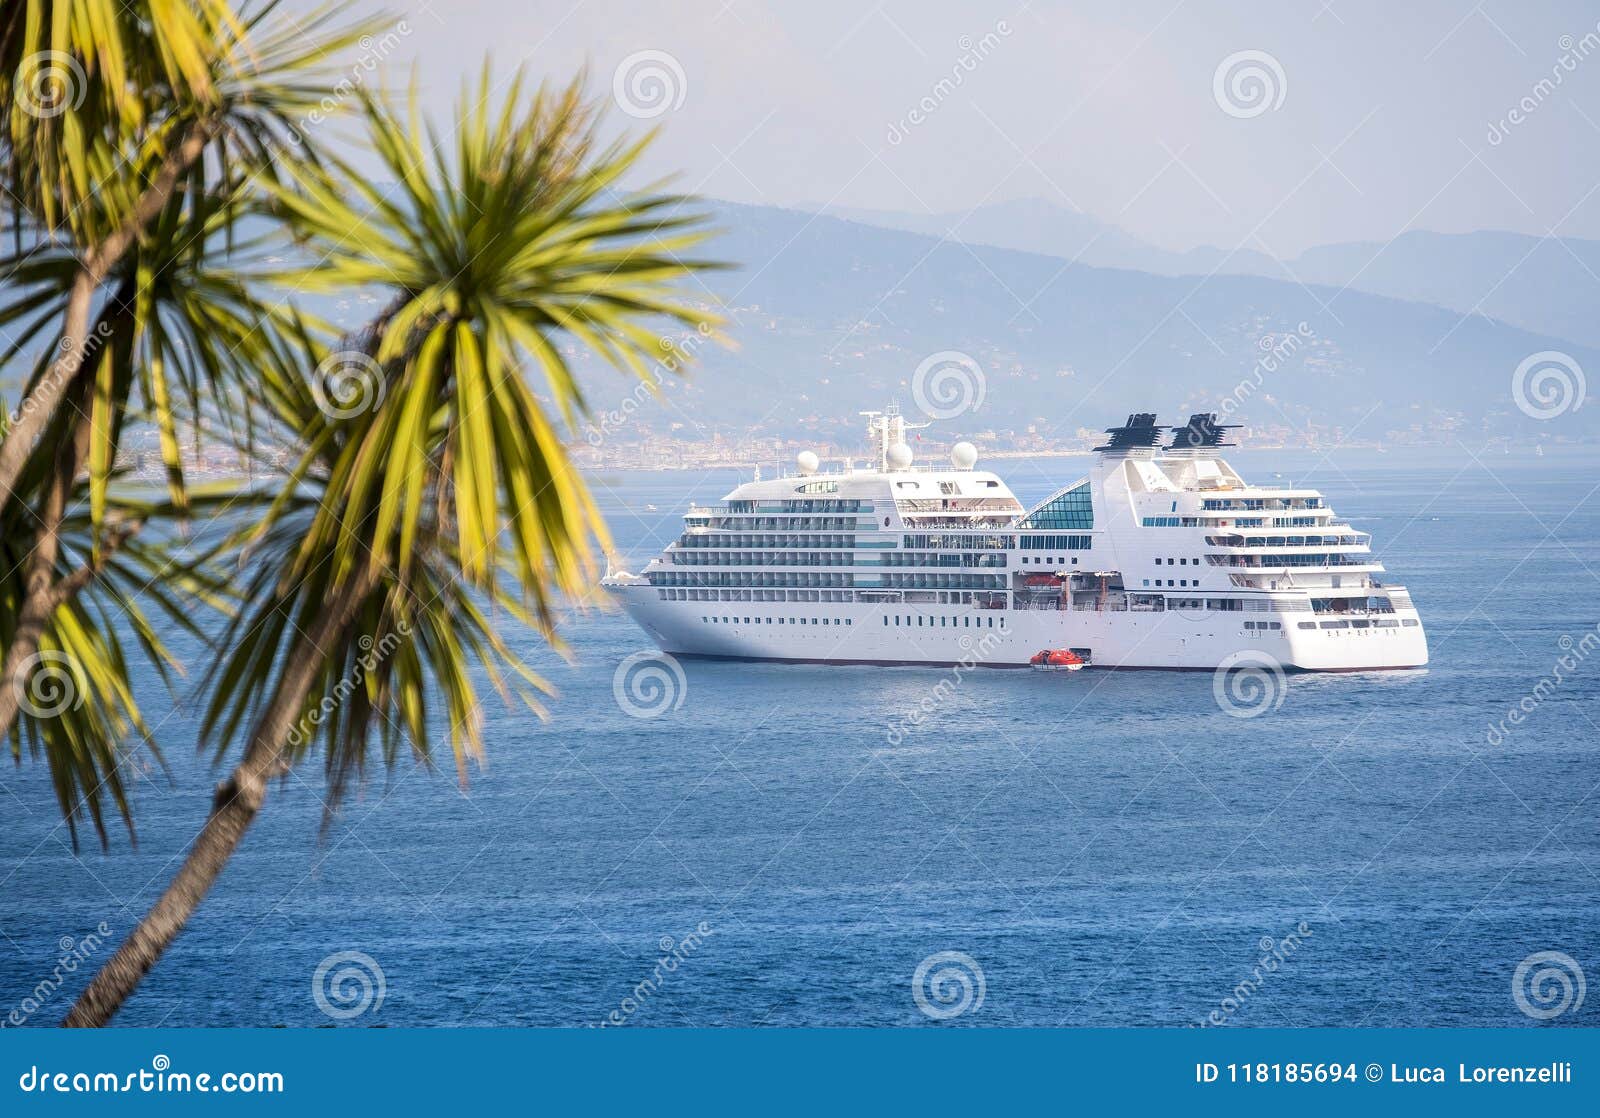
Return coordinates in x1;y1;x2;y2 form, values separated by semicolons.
602;408;1427;671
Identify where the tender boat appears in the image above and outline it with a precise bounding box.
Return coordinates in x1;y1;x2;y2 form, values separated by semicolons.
1030;648;1085;671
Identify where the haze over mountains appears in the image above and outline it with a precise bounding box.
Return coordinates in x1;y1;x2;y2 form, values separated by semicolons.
582;198;1596;450
807;198;1600;350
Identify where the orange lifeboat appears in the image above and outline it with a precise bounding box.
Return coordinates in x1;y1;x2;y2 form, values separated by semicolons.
1029;648;1085;671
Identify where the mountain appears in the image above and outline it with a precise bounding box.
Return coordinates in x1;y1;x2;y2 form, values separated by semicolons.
571;200;1595;447
801;199;1600;350
810;198;1277;277
1278;230;1600;350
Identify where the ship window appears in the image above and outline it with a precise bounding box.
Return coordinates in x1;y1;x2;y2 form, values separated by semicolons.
1017;480;1093;530
1179;558;1186;565
1320;620;1349;629
1298;621;1315;630
1155;558;1162;565
1402;618;1419;627
1142;580;1149;587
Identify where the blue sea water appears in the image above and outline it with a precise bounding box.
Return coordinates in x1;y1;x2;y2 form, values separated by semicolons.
1;445;1597;1028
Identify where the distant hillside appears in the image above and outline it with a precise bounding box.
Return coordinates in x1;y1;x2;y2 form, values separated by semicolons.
1280;230;1600;350
569;199;1594;446
802;198;1600;350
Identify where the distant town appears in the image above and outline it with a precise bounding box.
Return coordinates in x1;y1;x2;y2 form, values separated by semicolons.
107;412;1569;486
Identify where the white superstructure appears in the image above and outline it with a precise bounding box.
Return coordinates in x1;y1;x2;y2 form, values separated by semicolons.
602;409;1428;671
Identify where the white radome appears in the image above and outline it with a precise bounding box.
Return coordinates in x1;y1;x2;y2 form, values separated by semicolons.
886;442;914;470
951;441;978;470
796;450;820;475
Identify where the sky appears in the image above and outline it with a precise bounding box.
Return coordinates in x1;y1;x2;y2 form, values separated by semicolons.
287;0;1600;257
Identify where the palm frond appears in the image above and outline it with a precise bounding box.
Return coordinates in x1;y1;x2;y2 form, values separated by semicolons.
206;68;725;807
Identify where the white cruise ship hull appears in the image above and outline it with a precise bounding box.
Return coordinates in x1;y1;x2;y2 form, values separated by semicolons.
603;409;1431;674
610;585;1428;672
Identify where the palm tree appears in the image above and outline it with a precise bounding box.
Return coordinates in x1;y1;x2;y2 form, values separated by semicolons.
0;1;375;825
65;72;722;1026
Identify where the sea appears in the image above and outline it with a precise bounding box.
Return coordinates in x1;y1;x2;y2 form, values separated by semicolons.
2;445;1597;1027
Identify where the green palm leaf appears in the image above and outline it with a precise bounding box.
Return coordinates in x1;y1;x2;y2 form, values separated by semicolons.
206;69;726;803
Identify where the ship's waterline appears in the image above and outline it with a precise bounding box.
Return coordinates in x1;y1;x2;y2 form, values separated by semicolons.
603;408;1428;672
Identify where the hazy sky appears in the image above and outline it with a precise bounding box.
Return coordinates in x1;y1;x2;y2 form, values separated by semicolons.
291;0;1600;256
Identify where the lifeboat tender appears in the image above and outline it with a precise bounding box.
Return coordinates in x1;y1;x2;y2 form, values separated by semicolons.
1029;648;1085;671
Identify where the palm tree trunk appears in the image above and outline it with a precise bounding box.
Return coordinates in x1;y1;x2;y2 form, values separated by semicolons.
63;564;381;1028
0;285;135;738
0;117;216;506
0;376;99;735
